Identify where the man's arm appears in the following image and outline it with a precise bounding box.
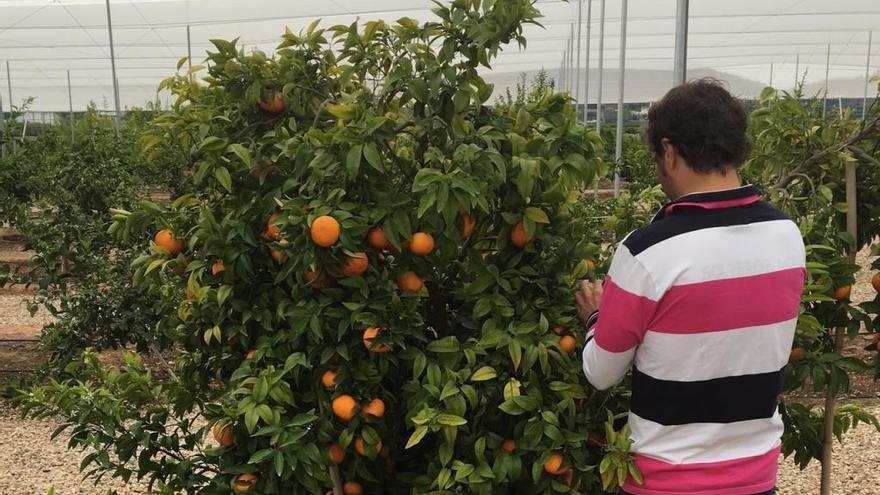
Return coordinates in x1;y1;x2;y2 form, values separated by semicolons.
578;244;661;390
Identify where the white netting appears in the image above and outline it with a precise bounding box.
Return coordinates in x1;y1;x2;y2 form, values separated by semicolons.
0;0;877;111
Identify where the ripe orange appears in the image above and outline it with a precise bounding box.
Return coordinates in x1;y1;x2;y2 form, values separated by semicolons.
328;442;346;465
305;269;330;289
311;215;341;247
559;335;577;353
551;325;566;336
501;438;516;454
265;212;282;241
460;213;475;239
340;252;369;277
362;398;386;418
366;227;389;250
332;395;357;422
397;271;423;292
270;249;288;264
872;273;880;293
833;285;852;301
211;261;225;275
232;473;258;493
354;436;383;457
510;222;532;248
321;370;337;389
342;481;363;495
543;452;568;475
154;229;185;256
789;347;807;363
212;423;234;448
258;93;285;114
409;232;434;256
245;350;255;360
363;327;390;353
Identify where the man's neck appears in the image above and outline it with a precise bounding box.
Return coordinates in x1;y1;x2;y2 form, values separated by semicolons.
674;173;742;200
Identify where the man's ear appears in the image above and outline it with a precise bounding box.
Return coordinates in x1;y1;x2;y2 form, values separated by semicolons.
661;138;675;169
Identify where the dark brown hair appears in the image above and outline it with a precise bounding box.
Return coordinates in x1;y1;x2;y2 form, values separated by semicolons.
645;78;750;173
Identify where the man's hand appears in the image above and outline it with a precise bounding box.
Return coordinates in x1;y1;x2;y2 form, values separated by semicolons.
575;279;603;323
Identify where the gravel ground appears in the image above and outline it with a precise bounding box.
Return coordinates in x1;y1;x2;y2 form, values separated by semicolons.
0;294;54;328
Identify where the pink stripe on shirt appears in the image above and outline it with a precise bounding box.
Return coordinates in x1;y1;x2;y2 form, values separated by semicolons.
664;195;763;215
593;276;659;352
622;445;780;495
649;268;805;334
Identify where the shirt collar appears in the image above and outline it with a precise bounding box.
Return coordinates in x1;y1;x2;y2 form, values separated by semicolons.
652;184;763;222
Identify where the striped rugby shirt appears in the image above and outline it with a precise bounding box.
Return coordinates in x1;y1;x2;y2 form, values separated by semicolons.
582;185;806;495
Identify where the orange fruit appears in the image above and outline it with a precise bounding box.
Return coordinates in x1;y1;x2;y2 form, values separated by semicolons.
551;325;566;336
397;271;423;292
460;213;475;239
543;452;568;475
211;261;225;275
354;436;383;457
366;227;389;250
559;335;577;353
872;273;880;293
154;229;185;256
342;481;363;495
212;423;234;448
833;285;852;301
340;252;369;277
500;438;516;454
305;269;330;289
409;232;434;256
264;212;282;241
245;350;255;360
232;473;257;493
789;347;807;363
362;398;386;418
561;470;581;490
585;258;596;271
270;249;288;264
363;327;390;353
321;370;337;389
310;215;341;247
185;287;195;301
328;442;346;465
250;160;274;180
332;395;357;422
258;93;285;114
510;222;532;248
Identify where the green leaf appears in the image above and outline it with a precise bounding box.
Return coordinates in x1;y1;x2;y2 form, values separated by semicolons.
228;143;251;167
524;207;550;224
406;426;429;449
346;145;363;179
427;336;460;353
248;448;275;464
363;143;384;172
470;366;497;382
437;414;467;426
215;166;232;193
217;285;232;306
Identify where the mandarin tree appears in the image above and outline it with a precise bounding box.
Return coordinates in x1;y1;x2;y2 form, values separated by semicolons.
19;1;630;494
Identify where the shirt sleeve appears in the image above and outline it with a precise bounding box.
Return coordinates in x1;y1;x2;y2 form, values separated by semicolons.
582;242;662;390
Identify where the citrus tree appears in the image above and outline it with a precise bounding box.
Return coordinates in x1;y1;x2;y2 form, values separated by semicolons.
17;2;639;494
746;84;880;469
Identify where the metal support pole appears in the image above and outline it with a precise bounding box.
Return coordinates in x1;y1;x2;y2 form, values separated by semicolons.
770;63;774;88
595;0;605;133
575;0;583;104
105;0;123;137
67;70;74;142
672;0;689;86
569;24;575;92
864;31;873;119
823;43;831;118
0;77;4;159
584;0;592;124
187;25;193;71
5;61;11;113
795;54;800;90
613;0;627;198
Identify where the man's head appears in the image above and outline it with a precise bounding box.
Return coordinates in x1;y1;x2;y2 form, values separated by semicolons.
644;78;750;200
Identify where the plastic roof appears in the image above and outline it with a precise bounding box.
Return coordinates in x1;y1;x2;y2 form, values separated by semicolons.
0;0;878;111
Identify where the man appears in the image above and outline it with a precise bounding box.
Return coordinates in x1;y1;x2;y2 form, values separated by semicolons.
576;79;806;495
